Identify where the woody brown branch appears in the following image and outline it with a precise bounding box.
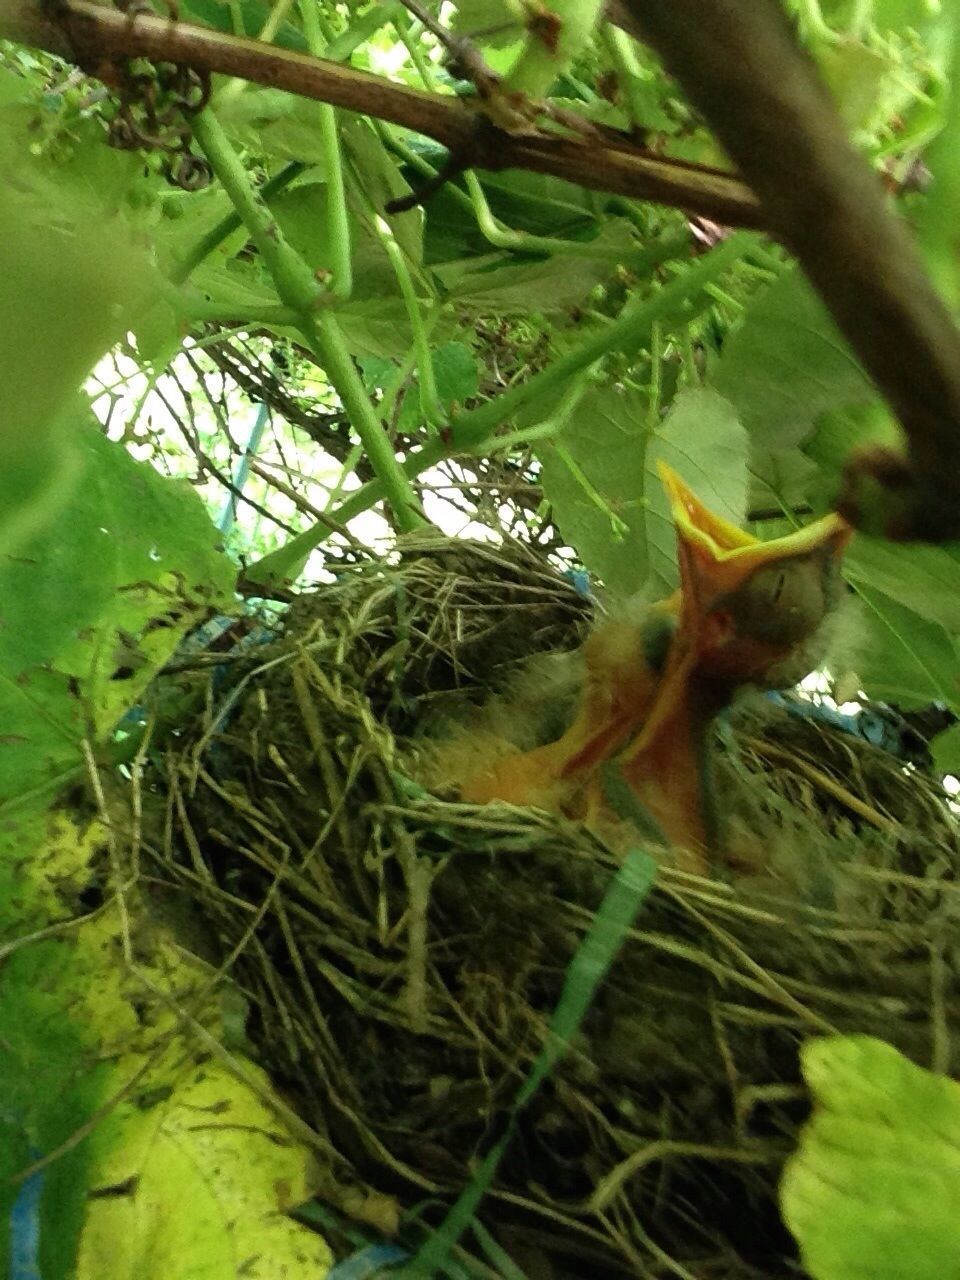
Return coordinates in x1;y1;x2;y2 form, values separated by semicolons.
10;0;761;229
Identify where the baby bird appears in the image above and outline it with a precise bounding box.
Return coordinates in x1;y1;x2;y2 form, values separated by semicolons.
431;465;853;876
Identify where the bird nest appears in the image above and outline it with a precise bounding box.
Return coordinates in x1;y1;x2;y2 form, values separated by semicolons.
150;533;960;1278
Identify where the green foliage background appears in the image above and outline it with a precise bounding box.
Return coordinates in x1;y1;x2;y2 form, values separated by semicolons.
2;0;960;1274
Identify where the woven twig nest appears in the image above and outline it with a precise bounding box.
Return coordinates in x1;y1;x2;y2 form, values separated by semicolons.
153;533;960;1278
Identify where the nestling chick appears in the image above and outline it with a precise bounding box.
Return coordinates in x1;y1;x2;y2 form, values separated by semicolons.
425;465;853;877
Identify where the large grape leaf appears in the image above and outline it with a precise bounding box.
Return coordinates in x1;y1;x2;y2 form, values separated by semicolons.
1;941;114;1280
0;811;114;1280
0;420;234;808
714;267;873;451
538;384;747;598
782;1035;960;1280
76;1055;332;1280
537;383;647;597
0;114;158;555
217;88;332;164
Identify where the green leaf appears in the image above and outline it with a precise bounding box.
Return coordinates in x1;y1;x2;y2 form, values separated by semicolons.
782;1034;960;1280
538;384;747;598
0;421;234;808
646;387;749;593
442;221;636;314
714;267;873;451
0;814;115;1280
330;298;416;358
1;811;331;1280
217;88;332;164
852;587;960;710
473;169;604;237
0;121;158;553
846;537;960;633
432;341;479;409
76;1057;333;1280
931;720;960;776
0;940;113;1280
537;383;646;595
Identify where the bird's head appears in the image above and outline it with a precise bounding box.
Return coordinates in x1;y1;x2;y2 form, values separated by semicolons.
658;462;853;687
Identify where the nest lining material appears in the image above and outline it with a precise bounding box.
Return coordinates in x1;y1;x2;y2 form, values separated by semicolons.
152;532;960;1278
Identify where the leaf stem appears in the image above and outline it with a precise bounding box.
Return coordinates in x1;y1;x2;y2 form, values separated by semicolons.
171;161;305;285
192;108;425;536
300;313;425;532
191;111;324;313
299;0;353;301
376;218;444;427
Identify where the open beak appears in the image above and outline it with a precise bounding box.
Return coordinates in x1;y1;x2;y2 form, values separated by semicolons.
658;461;852;682
603;467;853;868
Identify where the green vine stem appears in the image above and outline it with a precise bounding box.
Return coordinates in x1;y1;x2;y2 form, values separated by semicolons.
340;124;445;428
246;231;751;585
191;111;323;313
192;109;425;536
301;310;425;533
372;208;444;428
299;0;352;301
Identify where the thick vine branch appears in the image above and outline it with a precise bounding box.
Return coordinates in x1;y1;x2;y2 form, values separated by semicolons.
615;0;960;540
10;0;761;229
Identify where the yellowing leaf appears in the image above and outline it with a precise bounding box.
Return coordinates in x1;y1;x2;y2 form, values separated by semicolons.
77;1055;331;1280
2;812;331;1280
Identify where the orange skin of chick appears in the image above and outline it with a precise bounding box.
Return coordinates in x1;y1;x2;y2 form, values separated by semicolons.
457;466;852;876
